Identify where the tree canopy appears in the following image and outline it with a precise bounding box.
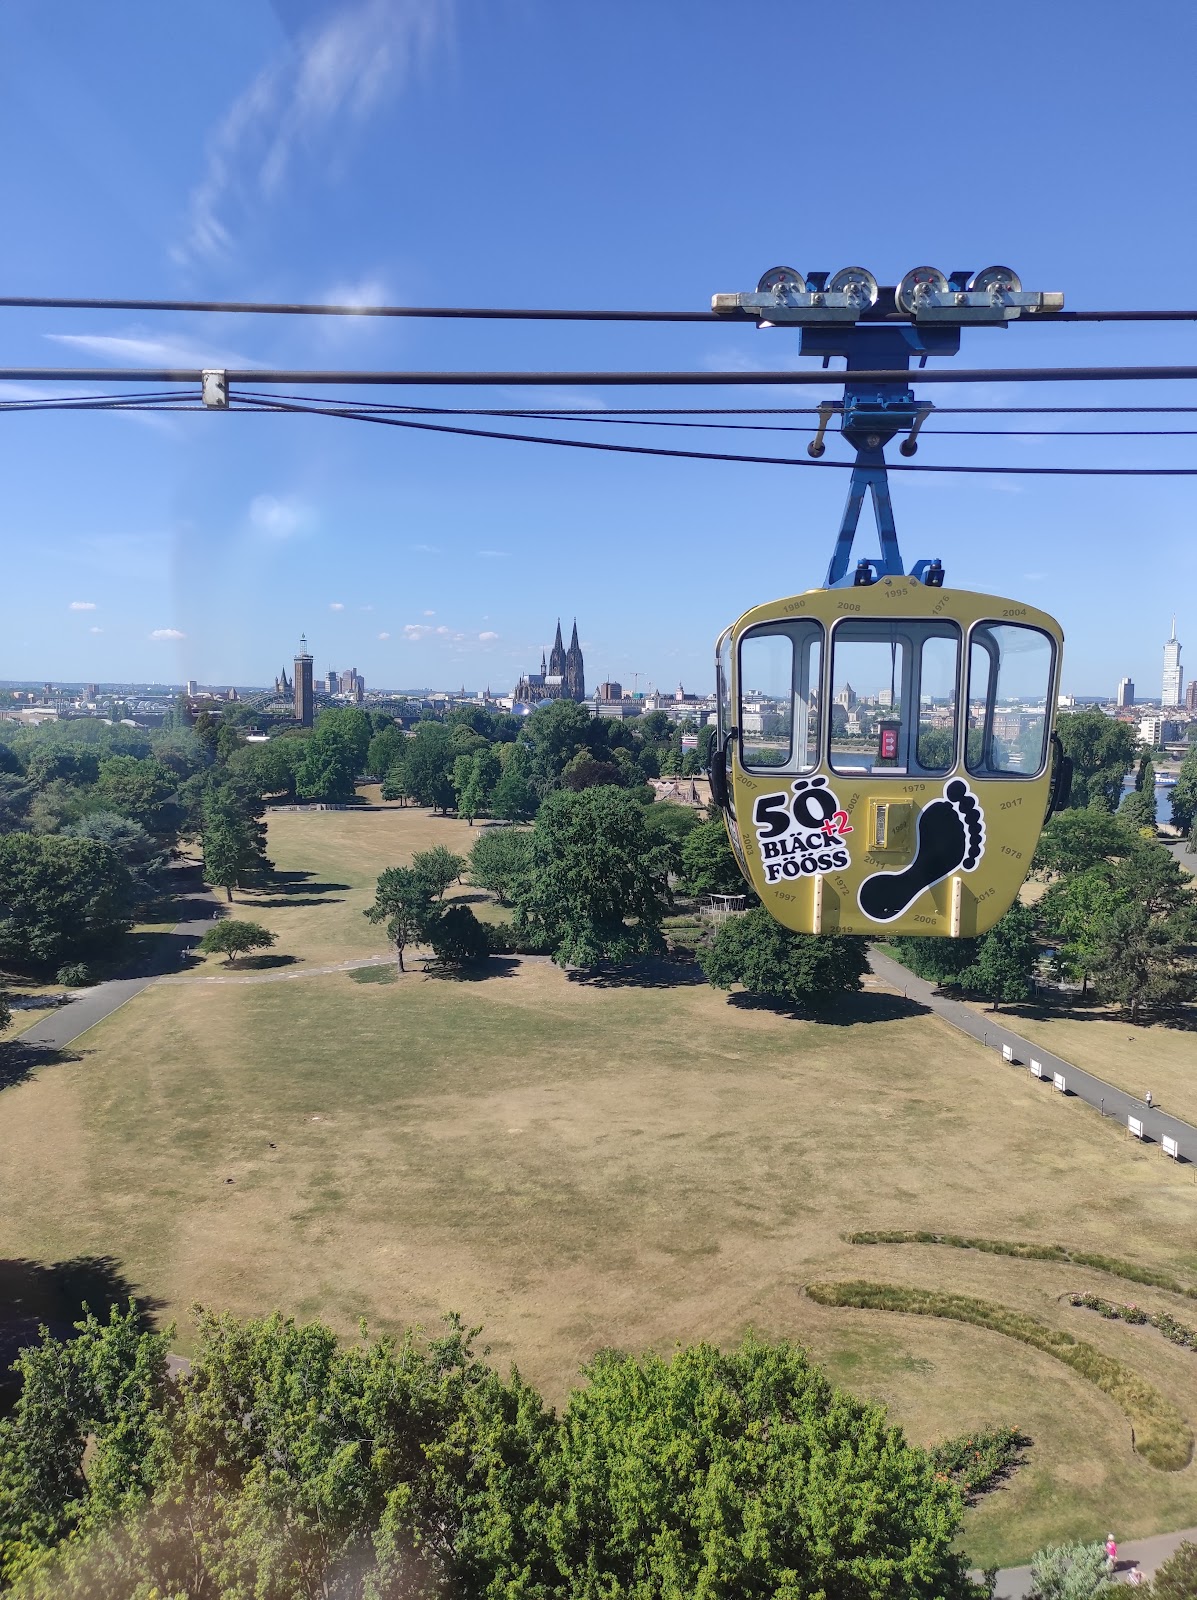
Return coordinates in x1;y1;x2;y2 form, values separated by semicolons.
0;1311;981;1600
1055;711;1138;812
699;908;868;1009
512;785;674;967
0;834;132;970
364;866;435;971
198;919;278;966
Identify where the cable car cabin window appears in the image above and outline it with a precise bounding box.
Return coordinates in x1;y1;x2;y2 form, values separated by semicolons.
916;633;960;773
716;628;733;744
737;623;821;772
830;620;960;777
966;623;1055;778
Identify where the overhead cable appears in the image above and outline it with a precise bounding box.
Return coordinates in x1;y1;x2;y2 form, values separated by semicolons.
4;292;1197;324
6;364;1197;387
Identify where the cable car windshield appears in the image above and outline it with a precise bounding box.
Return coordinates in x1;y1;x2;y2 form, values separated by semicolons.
737;621;822;771
966;622;1056;778
829;619;960;777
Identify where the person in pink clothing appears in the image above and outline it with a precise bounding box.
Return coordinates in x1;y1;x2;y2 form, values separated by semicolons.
1105;1534;1118;1571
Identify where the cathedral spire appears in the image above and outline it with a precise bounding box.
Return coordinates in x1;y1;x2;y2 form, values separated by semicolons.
569;617;580;650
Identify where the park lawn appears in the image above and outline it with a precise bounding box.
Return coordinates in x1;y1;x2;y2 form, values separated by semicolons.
986;1006;1197;1129
3;961;1197;1566
189;802;505;972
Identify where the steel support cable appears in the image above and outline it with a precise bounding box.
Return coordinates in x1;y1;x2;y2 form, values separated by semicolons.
4;292;1197;324
228;393;1197;474
6;364;1197;387
233;391;1197;437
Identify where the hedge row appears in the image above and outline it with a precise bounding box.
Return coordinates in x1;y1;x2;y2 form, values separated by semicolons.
846;1230;1197;1300
806;1280;1193;1472
1069;1293;1197;1351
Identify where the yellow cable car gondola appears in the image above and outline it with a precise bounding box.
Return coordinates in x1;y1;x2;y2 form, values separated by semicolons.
708;263;1070;939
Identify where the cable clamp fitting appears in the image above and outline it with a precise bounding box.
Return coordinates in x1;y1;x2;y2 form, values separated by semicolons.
201;370;229;409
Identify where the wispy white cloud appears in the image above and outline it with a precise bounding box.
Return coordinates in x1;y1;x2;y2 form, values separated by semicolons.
329;601;345;610
322;276;389;311
378;630;391;640
69;600;97;611
175;0;453;265
410;543;440;554
478;549;509;558
479;630;499;642
249;494;313;538
403;623;432;640
45;331;261;368
150;628;185;640
89;626;103;634
422;609;436;616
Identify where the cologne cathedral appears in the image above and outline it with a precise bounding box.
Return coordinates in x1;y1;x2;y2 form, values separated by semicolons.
513;618;585;704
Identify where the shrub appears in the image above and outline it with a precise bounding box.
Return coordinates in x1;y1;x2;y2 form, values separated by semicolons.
197;919;278;967
1150;1539;1197;1599
55;962;93;987
427;904;491;968
1068;1294;1197;1349
929;1426;1030;1504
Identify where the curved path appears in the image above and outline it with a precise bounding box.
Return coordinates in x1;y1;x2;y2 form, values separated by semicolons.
988;1524;1197;1594
869;949;1197;1161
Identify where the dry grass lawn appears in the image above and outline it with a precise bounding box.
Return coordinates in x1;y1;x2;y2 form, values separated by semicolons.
189;803;506;973
4;931;1197;1562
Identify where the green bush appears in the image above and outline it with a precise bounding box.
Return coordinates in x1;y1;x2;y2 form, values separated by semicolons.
55;962;93;987
1069;1294;1197;1349
1150;1539;1197;1598
806;1280;1193;1472
929;1425;1030;1504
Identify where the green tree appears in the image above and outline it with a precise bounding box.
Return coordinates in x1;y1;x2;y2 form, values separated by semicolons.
403;721;456;811
315;705;372;771
95;756;177;835
962;902;1040;1010
295;721;358;803
887;933;980;986
523;699;594;794
0;1303;171;1588
1118;785;1156;832
454;746;500;823
1033;808;1134;878
201;787;271;901
699;908;867;1009
1055;710;1138;811
198;919;278;967
226;737;300;800
1148;1538;1197;1598
1026;1541;1116;1599
366;723;407;782
1170;742;1197;835
1087;901;1197;1022
548;1334;975;1600
62;812;166;906
0;835;132;970
381;762;409;803
411;844;466;901
364;866;435;971
427;904;491;967
1040;865;1125;995
679;816;748;898
514;785;674;967
468;826;533;905
490;742;538;822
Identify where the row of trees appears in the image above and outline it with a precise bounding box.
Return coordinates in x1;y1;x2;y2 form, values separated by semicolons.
0;1303;988;1599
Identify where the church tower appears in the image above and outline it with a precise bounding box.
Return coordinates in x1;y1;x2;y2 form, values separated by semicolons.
548;619;566;678
565;618;585;701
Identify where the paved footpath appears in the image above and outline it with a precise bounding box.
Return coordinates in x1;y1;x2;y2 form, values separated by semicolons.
989;1524;1197;1594
869;949;1197;1162
14;866;224;1053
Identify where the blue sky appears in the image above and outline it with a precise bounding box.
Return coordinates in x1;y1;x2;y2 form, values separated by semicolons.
1;0;1194;698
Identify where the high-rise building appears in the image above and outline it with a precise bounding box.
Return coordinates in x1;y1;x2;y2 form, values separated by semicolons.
293;634;314;727
597;680;623;701
1162;618;1183;708
327;668;338;695
186;678;197;697
1187;679;1197;713
1116;676;1134;708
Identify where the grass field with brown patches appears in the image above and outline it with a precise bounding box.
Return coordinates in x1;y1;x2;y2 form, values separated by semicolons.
190;803;507;972
4;805;1197;1565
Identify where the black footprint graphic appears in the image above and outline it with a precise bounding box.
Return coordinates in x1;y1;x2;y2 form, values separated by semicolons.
858;779;986;924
